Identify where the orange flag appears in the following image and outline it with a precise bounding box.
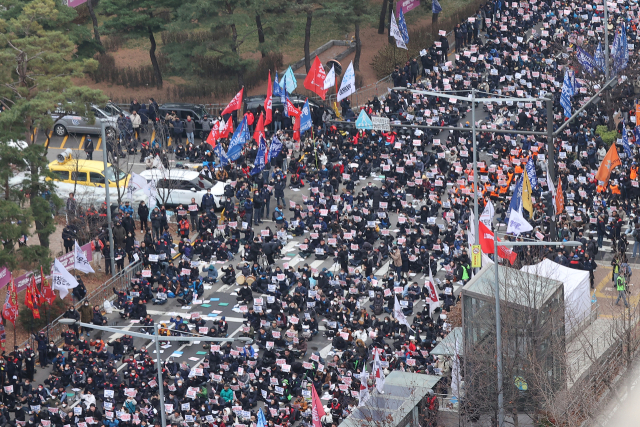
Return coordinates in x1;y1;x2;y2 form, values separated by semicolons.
253;112;265;144
595;143;621;186
556;178;564;215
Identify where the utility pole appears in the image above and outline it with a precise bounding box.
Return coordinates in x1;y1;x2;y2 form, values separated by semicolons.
471;88;479;244
604;0;610;80
100;122;116;275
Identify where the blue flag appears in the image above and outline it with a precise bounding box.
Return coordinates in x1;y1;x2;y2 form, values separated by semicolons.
279;66;297;93
576;47;597;75
432;0;442;14
614;24;629;74
268;135;283;163
251;135;267;175
299;99;312;133
214;143;229;167
508;175;523;214
273;71;283;99
595;42;605;72
560;70;574;119
525;157;538;188
398;9;410;44
622;120;632;158
634;126;640;146
257;409;266;427
226;117;250;162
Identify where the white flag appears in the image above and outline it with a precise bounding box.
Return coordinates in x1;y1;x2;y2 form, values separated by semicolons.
479;200;495;231
426;265;440;317
393;294;414;333
74;241;95;274
507;209;533;235
145;179;158;212
358;365;370;407
324;65;336;90
337;61;356;102
52;258;79;299
373;350;385;394
545;163;557;215
127;172;148;200
390;12;407;50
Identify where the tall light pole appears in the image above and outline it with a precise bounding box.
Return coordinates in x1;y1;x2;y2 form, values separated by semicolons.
100;122;116;275
491;239;582;427
59;319;248;427
604;0;610;80
471;88;479;244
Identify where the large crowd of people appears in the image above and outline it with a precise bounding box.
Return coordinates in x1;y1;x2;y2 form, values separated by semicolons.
7;1;640;427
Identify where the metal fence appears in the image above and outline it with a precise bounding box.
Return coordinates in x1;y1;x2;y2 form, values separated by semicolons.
20;260;142;348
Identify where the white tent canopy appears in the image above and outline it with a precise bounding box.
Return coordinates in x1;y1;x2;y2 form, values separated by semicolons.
520;259;591;332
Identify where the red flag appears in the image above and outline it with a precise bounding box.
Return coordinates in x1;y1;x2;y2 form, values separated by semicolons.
311;383;326;427
286;99;301;117
265;71;273;126
221;88;244;117
293;116;301;142
304;56;328;100
32;276;42;307
3;279;18;326
556;179;565;214
253;112;265;144
206;121;219;149
478;222;517;265
219;117;233;138
41;267;56;305
25;277;34;310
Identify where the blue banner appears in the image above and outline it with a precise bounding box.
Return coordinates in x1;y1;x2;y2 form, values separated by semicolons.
560;70;574;119
268;135;283;163
508;174;523;214
576;47;597;75
251;135;267;175
226;117;250;161
595;42;606;72
214;143;229;166
299;99;312;133
525;157;538;188
432;0;442;14
398;9;410;44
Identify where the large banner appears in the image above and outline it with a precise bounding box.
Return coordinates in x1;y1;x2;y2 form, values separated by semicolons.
397;0;420;14
65;0;88;8
3;242;93;293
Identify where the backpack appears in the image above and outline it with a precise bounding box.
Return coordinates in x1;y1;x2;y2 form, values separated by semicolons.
622;263;632;277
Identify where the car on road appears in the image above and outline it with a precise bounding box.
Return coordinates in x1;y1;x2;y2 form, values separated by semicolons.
139;169;226;208
158;103;211;140
8;148;146;207
51;104;124;139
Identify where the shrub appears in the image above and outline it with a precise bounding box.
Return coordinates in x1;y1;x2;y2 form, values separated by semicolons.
18;299;68;334
596;125;619;145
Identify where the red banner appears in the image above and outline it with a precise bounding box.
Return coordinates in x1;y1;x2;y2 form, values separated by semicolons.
479;222;517;265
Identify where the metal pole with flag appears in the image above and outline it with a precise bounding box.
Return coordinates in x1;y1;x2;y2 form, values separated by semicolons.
393;294;414;333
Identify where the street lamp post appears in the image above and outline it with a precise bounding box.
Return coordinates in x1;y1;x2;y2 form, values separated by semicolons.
490;239;582;427
59;319;249;427
100;122;116;275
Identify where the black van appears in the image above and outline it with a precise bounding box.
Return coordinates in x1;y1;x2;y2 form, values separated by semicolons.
158;103;212;139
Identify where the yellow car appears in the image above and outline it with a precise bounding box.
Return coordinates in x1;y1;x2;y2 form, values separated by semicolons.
46;149;143;206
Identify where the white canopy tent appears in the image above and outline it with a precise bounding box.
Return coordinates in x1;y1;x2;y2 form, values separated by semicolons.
520;259;591;332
